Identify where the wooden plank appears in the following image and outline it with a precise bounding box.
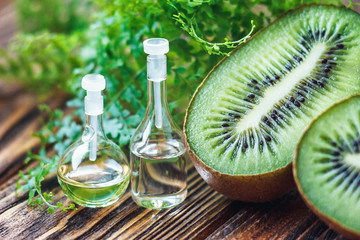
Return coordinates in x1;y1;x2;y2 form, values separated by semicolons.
206;190;344;240
0;92;66;183
0;1;16;47
0;94;37;139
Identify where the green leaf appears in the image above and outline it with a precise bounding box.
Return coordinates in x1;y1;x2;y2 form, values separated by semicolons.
47;207;55;214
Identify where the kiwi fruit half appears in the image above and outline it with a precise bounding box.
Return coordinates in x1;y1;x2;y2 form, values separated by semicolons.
184;5;360;202
294;95;360;239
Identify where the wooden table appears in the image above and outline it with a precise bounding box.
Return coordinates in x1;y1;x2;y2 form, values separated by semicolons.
0;1;353;239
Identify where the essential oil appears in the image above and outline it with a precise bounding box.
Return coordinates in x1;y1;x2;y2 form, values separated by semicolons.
58;161;129;208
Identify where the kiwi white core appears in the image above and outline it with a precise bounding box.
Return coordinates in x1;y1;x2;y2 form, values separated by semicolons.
235;43;327;134
344;153;360;169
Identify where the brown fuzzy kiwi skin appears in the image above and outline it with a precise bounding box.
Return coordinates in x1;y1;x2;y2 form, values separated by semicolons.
293;95;360;240
185;136;294;202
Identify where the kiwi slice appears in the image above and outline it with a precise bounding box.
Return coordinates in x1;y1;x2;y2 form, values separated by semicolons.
294;95;360;239
184;5;360;202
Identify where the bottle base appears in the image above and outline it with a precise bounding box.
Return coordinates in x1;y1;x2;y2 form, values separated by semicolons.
69;196;122;208
131;189;187;209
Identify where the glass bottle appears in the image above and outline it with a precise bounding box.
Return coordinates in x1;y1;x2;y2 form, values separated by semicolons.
57;74;130;208
130;38;187;209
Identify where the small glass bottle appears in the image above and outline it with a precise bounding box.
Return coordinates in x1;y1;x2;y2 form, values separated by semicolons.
57;74;130;208
130;38;187;209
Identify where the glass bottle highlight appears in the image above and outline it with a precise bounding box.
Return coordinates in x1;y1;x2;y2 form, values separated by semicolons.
57;74;130;208
130;38;187;209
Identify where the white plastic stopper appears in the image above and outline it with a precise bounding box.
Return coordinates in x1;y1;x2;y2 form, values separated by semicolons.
143;38;169;55
82;74;105;116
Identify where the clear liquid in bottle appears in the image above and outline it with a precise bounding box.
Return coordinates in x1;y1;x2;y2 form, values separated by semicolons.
130;140;187;209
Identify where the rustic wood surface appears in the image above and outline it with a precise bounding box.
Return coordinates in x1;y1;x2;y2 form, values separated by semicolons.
0;1;358;239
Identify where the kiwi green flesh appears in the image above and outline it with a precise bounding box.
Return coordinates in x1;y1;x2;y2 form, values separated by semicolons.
185;5;360;176
294;95;360;236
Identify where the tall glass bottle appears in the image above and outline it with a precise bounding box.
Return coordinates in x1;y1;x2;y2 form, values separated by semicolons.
130;38;187;209
57;74;130;208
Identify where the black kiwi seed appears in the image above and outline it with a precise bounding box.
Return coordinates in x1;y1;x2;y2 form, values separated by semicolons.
311;79;318;85
290;96;295;103
248;83;253;88
318;82;325;88
251;79;258;84
265;121;272;127
223;119;230;122
336;44;344;49
248;93;255;99
229;113;240;119
299;98;305;103
222;123;230;128
286;65;292;71
270;80;275;85
322;58;328;64
324;67;331;73
331;158;339;163
263;116;268;122
321;29;326;37
308;29;313;36
254;86;260;91
342;168;351;178
223;131;229;135
349;174;358;184
333;163;342;169
271;114;277;120
336;33;342;39
300;40;306;46
265;135;271;142
315;29;320;37
265;76;271;81
224;135;231;140
294;101;301;107
260;140;264;145
274;74;280;80
332;151;340;156
331;141;337;147
353;140;359;152
273;110;278;115
243;141;248;149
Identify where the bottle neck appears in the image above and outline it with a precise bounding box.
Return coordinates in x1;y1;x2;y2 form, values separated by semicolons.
85;114;106;137
147;79;168;107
